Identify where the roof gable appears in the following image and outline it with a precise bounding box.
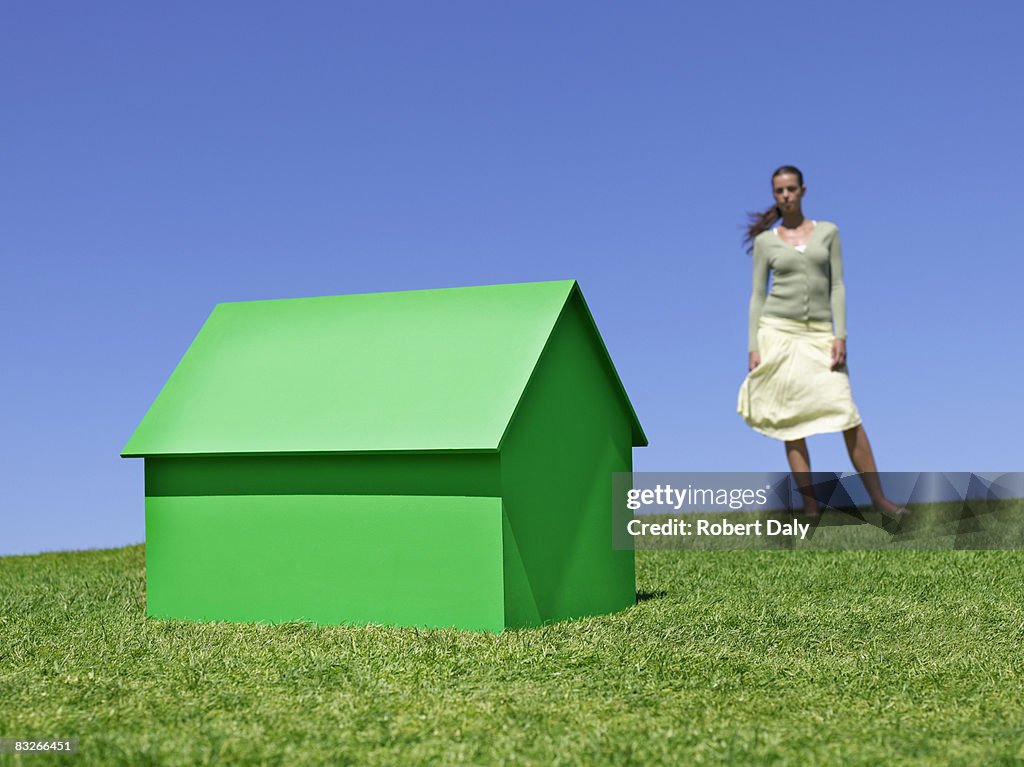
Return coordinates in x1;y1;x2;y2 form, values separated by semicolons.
122;279;645;456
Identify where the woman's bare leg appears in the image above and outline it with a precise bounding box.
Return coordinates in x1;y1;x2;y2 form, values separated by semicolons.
842;424;904;514
785;438;820;515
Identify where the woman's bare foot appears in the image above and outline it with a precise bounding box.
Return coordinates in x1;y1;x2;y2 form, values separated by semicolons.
800;500;821;517
873;499;909;518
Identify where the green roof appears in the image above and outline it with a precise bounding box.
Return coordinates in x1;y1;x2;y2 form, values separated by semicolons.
122;279;646;456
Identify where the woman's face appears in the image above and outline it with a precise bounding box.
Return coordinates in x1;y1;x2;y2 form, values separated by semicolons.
772;172;805;213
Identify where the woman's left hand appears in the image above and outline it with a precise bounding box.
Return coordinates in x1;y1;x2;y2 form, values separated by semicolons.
831;338;847;370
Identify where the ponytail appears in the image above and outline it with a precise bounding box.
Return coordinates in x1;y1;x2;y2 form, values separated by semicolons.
742;204;782;255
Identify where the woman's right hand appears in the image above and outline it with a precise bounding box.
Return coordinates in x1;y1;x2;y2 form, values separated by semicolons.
748;352;761;372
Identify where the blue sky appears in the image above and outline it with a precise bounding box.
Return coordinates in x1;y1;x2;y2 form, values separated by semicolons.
3;1;1022;556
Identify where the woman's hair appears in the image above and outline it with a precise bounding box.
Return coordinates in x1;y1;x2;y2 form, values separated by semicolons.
742;165;804;255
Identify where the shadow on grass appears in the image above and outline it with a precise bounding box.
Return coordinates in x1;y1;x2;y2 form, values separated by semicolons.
636;590;667;602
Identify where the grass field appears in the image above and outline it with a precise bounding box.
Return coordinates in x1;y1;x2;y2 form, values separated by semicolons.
2;544;1023;765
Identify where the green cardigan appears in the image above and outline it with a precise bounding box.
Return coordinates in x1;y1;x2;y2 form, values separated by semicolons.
748;220;847;353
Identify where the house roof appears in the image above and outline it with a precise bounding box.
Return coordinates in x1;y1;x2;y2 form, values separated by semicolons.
121;279;647;457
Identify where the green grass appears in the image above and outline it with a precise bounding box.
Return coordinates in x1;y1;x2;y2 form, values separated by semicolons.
2;545;1023;765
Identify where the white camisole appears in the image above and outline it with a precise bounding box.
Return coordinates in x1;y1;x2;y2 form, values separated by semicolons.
773;220;816;252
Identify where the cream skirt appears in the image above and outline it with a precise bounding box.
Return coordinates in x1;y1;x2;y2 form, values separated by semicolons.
737;315;863;441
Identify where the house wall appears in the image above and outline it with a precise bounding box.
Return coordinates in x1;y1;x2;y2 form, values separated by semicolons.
499;292;636;627
144;453;505;630
146;494;505;631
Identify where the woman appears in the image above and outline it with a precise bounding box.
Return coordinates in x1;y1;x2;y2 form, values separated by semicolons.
737;165;906;518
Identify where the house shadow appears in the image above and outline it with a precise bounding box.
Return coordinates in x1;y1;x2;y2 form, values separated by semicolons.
636;590;667;603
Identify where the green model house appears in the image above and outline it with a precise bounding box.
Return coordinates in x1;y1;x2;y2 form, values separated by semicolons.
122;279;647;632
